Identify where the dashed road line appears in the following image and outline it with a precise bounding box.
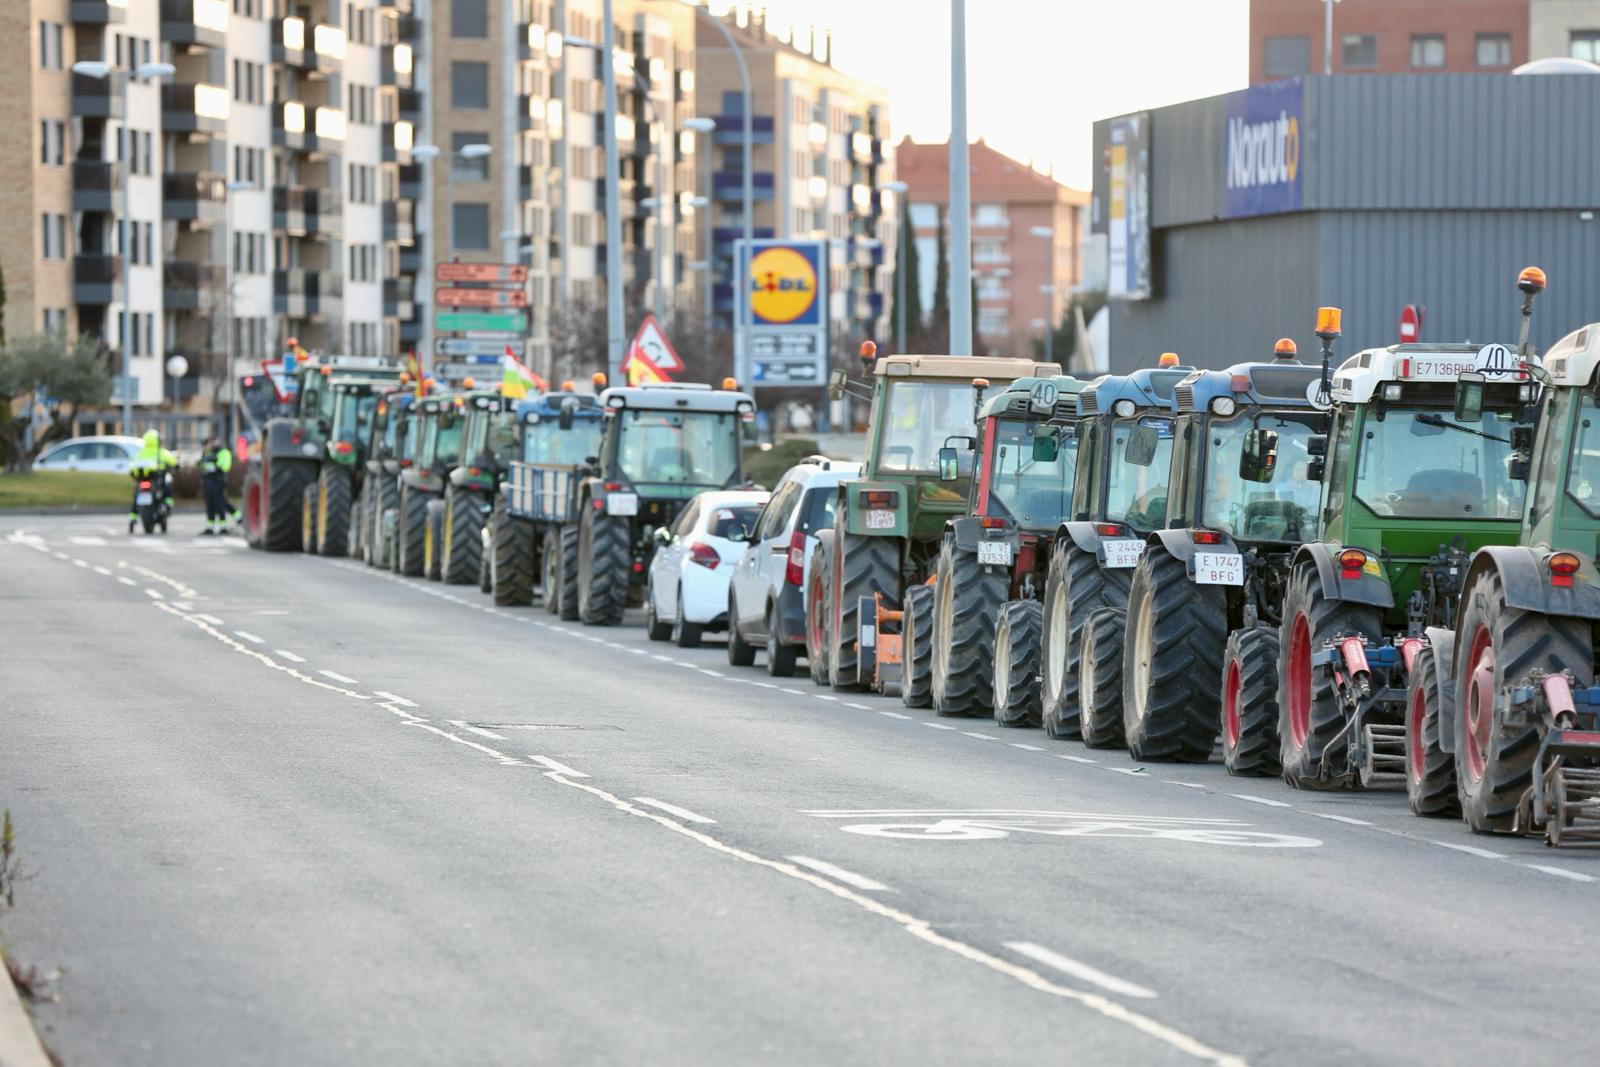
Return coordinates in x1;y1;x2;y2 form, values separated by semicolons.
1005;942;1158;1000
372;690;418;708
529;755;588;778
845;702;871;710
1011;743;1046;751
879;711;912;720
1230;794;1292;808
922;722;956;731
815;694;840;702
233;630;265;644
318;670;359;684
51;552;69;560
92;565;112;576
1308;812;1372;826
275;650;306;663
962;731;998;741
143;588;163;599
449;720;508;741
1060;754;1098;764
117;577;138;587
1106;767;1146;777
787;855;891;891
73;558;89;568
1163;781;1208;790
1523;863;1596;883
634;797;717;824
1432;841;1506;860
193;614;224;625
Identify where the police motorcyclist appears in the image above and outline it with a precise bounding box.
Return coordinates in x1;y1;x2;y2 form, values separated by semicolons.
128;429;178;534
199;435;242;534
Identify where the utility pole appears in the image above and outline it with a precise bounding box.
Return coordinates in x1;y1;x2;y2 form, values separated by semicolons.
601;0;625;386
1323;0;1339;75
948;0;972;356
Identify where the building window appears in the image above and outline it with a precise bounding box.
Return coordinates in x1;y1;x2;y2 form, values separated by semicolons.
973;203;1008;228
453;0;488;38
1475;34;1511;67
453;203;490;250
976;308;1009;337
1341;34;1377;69
42;308;67;334
451;133;491;180
1572;31;1600;62
41;213;66;260
973;239;1006;264
1264;35;1309;78
40;120;65;165
976;274;1007;299
452;62;490;109
39;21;63;70
1410;34;1446;68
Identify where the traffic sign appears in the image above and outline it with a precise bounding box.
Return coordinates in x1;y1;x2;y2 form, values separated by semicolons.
436;338;525;358
434;262;527;285
1399;304;1422;343
463;330;525;341
436;287;528;309
435;311;528;333
628;315;683;372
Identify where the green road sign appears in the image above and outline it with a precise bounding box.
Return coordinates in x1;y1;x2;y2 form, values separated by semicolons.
435;311;528;333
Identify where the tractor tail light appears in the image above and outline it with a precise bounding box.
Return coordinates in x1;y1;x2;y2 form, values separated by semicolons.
604;482;625;492
332;441;354;455
689;542;720;570
784;531;806;587
1338;549;1366;579
1095;523;1123;537
290;427;303;445
139;480;152;490
862;490;899;510
1192;530;1223;545
979;517;1008;529
1550;552;1581;588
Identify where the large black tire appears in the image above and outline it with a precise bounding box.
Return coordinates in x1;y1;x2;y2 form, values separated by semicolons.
900;584;935;708
1039;539;1132;740
316;465;353;558
931;540;1009;715
727;593;758;667
827;531;901;691
347;498;365;560
806;536;833;685
1278;562;1384;789
1079;606;1127;748
397;487;427;576
577;506;629;626
1456;570;1594;833
369;476;397;568
490;496;536;606
262;459;312;552
992;599;1043;728
767;608;799;677
543;526;580;620
423;500;446;580
1405;644;1457;817
301;482;320;555
442;486;485;586
1221;627;1282;776
1121;548;1227;762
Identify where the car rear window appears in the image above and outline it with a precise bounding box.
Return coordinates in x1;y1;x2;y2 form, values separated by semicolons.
708;505;763;538
797;487;837;534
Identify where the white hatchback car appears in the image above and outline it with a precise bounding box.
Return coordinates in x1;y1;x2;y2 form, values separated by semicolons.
646;489;770;647
33;435;146;473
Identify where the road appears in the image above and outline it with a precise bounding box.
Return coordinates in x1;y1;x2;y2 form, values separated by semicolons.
3;514;1596;1066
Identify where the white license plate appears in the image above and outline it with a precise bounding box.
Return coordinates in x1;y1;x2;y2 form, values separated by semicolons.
606;492;638;517
135;491;154;506
1103;539;1145;568
977;541;1012;566
1194;551;1245;586
865;509;895;530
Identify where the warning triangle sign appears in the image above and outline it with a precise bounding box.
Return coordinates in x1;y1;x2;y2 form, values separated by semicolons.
625;315;683;383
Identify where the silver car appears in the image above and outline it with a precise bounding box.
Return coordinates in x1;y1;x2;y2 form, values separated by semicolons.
33;435;146;473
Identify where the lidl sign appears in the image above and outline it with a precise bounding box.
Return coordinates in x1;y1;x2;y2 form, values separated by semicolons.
1224;77;1303;218
748;242;823;327
736;238;828;388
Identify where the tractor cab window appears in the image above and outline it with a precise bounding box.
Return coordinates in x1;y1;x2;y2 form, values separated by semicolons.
333;391;379;444
1565;392;1600;519
524;415;604;466
1200;412;1321;542
987;418;1078;530
616;408;739;487
433;407;465;467
878;381;979;473
393;412;415;461
1354;406;1523;519
298;375;329;422
1104;417;1172;532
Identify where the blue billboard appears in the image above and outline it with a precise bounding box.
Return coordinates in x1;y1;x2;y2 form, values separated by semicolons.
1223;78;1304;218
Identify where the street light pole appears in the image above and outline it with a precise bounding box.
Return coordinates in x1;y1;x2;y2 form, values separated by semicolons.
1029;224;1054;366
948;0;972;356
883;180;909;353
599;0;625;387
223;179;253;444
683;117;717;340
691;13;751;386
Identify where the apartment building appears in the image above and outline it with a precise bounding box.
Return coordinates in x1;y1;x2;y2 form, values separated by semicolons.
896;138;1087;355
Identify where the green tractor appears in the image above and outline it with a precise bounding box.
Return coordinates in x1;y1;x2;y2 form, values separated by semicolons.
355;390;418;570
1275;277;1546;791
906;374;1087;720
437;390;520;587
302;371;405;557
807;347;1059;694
1107;349;1327;764
393;392;467;578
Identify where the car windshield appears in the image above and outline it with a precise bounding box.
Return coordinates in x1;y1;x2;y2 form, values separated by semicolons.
333;392;378;443
1566;392;1600;519
987;419;1078;530
616;409;739;486
524;417;605;466
878;381;979;473
1355;406;1523;519
1200;412;1322;543
1104;417;1173;532
707;504;764;538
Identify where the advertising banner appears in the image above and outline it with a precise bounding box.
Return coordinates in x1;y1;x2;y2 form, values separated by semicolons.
1224;78;1304;218
736;239;829;387
1107;113;1151;301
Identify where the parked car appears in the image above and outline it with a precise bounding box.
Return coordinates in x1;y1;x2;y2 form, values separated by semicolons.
645;489;770;648
726;456;863;675
33;435;145;473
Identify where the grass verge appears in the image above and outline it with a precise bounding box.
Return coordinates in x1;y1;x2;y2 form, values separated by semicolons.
0;471;133;510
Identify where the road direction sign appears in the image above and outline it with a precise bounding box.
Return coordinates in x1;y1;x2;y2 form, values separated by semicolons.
434;262;527;285
463;330;525;341
435;311;527;333
436;338;525;358
436;287;528;309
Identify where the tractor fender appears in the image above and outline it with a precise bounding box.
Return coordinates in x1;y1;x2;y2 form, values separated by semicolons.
1056;520;1110;557
841;479;908;538
1456;545;1600;629
262;418;324;462
949;515;1019;554
1424;625;1459;755
1290;542;1395;610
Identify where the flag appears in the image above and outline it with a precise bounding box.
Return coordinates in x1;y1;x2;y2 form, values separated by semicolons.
405;355;424;399
501;348;546;399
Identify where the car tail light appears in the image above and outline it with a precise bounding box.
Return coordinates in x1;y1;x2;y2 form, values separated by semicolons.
1338;548;1366;579
1095;523;1123;537
785;530;806;587
139;480;152;490
689;542;720;570
1550;552;1581;588
1192;530;1223;545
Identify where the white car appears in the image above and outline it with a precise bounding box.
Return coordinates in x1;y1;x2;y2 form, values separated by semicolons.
726;456;862;675
33;435;146;473
646;489;770;648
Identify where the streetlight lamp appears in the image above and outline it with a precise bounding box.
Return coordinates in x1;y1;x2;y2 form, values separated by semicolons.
73;59;175;433
883;180;910;352
223;179;253;443
1030;225;1055;364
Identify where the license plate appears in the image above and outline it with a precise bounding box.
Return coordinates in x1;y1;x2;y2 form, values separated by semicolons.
1103;539;1145;568
136;492;154;506
865;509;895;530
977;541;1012;566
606;492;638;517
1194;551;1245;586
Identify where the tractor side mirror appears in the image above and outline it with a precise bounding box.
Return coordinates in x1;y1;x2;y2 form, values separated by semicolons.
1508;455;1530;482
1124;426;1159;467
937;447;959;482
1455;373;1486;423
584;455;600;468
558;397;578;430
1306;458;1325;481
1510;424;1534;452
827;368;847;402
1031;429;1059;463
1239;428;1280;483
1306;434;1327;457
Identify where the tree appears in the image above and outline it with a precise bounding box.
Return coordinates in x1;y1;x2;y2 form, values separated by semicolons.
0;333;114;471
931;206;949;331
889;199;923;350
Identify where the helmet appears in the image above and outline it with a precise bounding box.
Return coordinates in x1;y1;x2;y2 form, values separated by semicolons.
143;430;160;447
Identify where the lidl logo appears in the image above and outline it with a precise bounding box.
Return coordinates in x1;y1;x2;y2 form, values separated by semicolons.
749;246;819;325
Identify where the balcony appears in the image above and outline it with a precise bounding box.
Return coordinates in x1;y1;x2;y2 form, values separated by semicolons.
383;277;415;318
162;82;228;135
272;185;342;239
397;86;423;123
160;0;228;49
74;254;123;305
398;162;423;201
378;0;414;12
382;200;413;244
72;71;124;119
382;121;413;164
71;0;128;24
849;131;873;163
274;269;343;319
163;259;225;311
273;101;340;156
381;44;413;89
711;115;775;145
398;242;423;273
712;171;776;201
518;164;534;201
163;171;225;223
399;316;422;345
72;160;122;213
272;17;343;69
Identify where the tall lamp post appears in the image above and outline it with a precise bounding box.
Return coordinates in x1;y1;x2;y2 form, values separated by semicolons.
948;0;972;357
683;118;717;340
882;179;910;352
72;59;175;433
1030;225;1054;365
412;141;491;373
223;179;253;443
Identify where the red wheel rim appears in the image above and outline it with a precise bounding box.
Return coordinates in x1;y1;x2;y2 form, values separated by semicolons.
1223;657;1242;748
245;478;261;532
1407;679;1427;780
1287;613;1312;749
1463;624;1496;783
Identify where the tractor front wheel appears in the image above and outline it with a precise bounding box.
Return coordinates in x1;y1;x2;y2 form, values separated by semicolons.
1079;606;1127;748
992;599;1043;728
442;486;486;586
930;540;1009;716
1039;539;1130;740
1221;627;1281;777
490;497;536;606
316;465;352;558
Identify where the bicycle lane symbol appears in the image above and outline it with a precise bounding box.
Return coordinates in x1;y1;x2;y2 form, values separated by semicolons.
800;810;1323;848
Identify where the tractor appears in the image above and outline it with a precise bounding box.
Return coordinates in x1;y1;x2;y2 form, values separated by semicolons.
1035;357;1193;743
392;392;466;578
807;347;1059;695
437;389;520;587
301;370;405;557
355;388;417;570
1275;274;1546;791
1108;349;1327;764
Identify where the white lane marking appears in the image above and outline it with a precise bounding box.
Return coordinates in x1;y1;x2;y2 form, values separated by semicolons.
1011;743;1046;752
529;755;588;779
1309;812;1372;826
1523;863;1597;883
449;720;508;741
69;536;108;546
787;855;891;891
117;577;138;587
319;670;359;684
143;588;163;599
963;731;998;741
781;688;806;695
815;694;840;702
651;654;675;662
373;690;418;708
1432;841;1506;860
845;702;871;710
922;722;956;730
73;558;89;568
750;681;781;690
1230;794;1291;808
1005;942;1158;1000
634;797;717;824
194;614;224;625
92;566;112;576
699;669;725;678
1163;781;1208;790
1060;754;1098;764
233;630;265;644
52;552;70;560
275;650;306;663
879;711;913;720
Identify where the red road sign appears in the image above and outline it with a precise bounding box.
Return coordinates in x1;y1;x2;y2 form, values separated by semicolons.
436;287;529;309
434;262;528;285
1399;304;1422;343
628;315;684;373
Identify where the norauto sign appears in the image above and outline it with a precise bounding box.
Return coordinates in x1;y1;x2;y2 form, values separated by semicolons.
1224;78;1303;218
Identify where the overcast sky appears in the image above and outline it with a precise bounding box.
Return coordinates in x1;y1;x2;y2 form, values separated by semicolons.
709;0;1251;189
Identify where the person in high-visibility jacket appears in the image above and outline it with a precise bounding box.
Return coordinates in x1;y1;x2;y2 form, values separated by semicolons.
199;436;241;534
128;430;178;533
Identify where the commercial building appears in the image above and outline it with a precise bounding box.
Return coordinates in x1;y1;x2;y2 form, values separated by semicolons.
896;137;1087;355
1089;74;1600;371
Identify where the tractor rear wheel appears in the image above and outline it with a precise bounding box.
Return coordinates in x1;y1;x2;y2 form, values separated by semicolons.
369;477;397;568
992;599;1043;728
806;537;832;686
1122;548;1227;761
899;584;935;708
578;506;629;625
1079;607;1127;748
1040;539;1131;740
442;486;485;585
262;459;312;552
490;496;535;606
931;540;1009;716
1278;563;1383;789
827;531;900;692
423;499;446;580
301;483;320;555
1405;644;1457;817
316;465;352;558
396;485;427;577
1221;627;1281;777
543;526;580;620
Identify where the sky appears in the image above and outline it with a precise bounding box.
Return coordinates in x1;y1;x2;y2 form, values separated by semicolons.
708;0;1251;189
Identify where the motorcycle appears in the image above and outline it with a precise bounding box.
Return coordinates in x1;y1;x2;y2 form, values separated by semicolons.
132;470;172;535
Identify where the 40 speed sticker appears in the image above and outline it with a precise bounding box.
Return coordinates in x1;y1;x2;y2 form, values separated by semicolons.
802;809;1321;848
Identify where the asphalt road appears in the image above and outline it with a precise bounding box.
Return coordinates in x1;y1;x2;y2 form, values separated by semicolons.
3;514;1598;1066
